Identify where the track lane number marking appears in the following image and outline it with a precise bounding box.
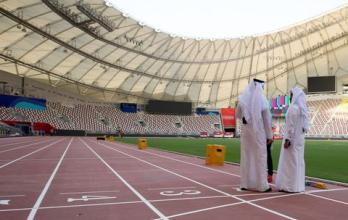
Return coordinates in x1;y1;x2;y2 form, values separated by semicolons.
67;195;117;203
160;190;201;197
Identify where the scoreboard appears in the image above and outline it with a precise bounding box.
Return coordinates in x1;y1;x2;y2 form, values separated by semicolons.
270;95;290;117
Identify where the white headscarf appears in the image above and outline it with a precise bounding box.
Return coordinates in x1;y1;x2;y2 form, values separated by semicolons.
238;80;267;133
290;87;309;132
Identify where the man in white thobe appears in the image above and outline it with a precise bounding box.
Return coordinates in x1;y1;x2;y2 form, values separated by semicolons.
237;79;273;192
276;87;309;193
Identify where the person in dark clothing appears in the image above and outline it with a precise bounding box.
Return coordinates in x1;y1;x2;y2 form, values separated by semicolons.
267;141;273;183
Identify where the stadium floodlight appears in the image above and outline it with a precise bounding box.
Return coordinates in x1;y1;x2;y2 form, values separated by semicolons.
77;0;115;32
43;0;102;37
104;0;113;7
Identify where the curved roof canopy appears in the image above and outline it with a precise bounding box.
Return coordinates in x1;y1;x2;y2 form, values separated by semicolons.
111;0;347;38
1;0;348;107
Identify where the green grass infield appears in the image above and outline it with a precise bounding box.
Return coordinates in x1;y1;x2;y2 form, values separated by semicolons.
117;137;348;184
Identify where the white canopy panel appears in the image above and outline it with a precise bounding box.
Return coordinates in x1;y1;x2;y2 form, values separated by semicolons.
0;0;348;107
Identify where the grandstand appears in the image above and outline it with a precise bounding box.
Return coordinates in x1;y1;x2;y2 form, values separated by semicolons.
270;95;348;138
1;96;348;138
0;100;222;136
1;0;348;219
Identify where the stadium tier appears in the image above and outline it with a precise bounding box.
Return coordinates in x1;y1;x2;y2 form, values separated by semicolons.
1;96;348;137
0;102;223;136
270;97;348;138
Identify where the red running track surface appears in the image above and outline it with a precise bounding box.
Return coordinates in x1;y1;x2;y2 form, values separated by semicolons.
0;137;347;220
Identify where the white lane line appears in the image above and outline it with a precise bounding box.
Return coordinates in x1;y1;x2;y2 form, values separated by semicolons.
0;207;31;212
0;194;25;198
110;143;279;188
0;200;143;212
41;200;141;210
93;140;296;220
67;195;117;203
9;158;60;161
306;193;348;206
0;196;227;212
0;192;302;213
112;142;348;195
62;156;129;160
80;138;168;220
0;139;64;169
150;195;228;202
0;193;288;213
0;139;52;154
153;192;301;220
117;169;160;174
0;157;112;162
111;142;240;178
60;190;120;195
0;190;337;213
106;143;348;187
0;139;37;148
147;186;196;191
307;187;348;194
236;192;282;197
218;184;241;187
27;138;73;220
150;192;280;202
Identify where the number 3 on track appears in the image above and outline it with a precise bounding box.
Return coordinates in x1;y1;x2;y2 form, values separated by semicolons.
160;189;201;196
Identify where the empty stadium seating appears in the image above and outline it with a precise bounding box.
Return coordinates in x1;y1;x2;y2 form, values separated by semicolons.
273;97;348;138
236;96;348;138
0;102;223;136
1;96;347;137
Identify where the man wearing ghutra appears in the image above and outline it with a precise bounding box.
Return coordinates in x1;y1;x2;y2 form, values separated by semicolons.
276;87;309;193
236;79;273;192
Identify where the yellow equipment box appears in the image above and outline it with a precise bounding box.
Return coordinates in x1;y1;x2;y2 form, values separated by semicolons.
106;135;116;142
314;182;327;189
305;180;328;189
206;144;225;166
138;138;147;150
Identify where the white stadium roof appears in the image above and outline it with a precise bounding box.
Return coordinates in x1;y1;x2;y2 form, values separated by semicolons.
1;0;348;107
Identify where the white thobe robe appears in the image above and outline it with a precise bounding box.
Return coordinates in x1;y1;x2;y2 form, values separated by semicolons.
276;104;305;192
237;97;273;192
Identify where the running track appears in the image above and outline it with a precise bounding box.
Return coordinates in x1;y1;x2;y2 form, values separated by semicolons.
0;137;347;219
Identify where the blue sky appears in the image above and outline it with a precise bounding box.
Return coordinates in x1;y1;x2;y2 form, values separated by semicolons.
107;0;348;38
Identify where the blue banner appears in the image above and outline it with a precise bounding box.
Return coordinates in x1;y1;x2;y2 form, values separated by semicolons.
0;95;46;110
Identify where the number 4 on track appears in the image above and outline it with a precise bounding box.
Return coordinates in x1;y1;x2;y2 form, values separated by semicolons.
67;195;116;203
0;200;10;205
